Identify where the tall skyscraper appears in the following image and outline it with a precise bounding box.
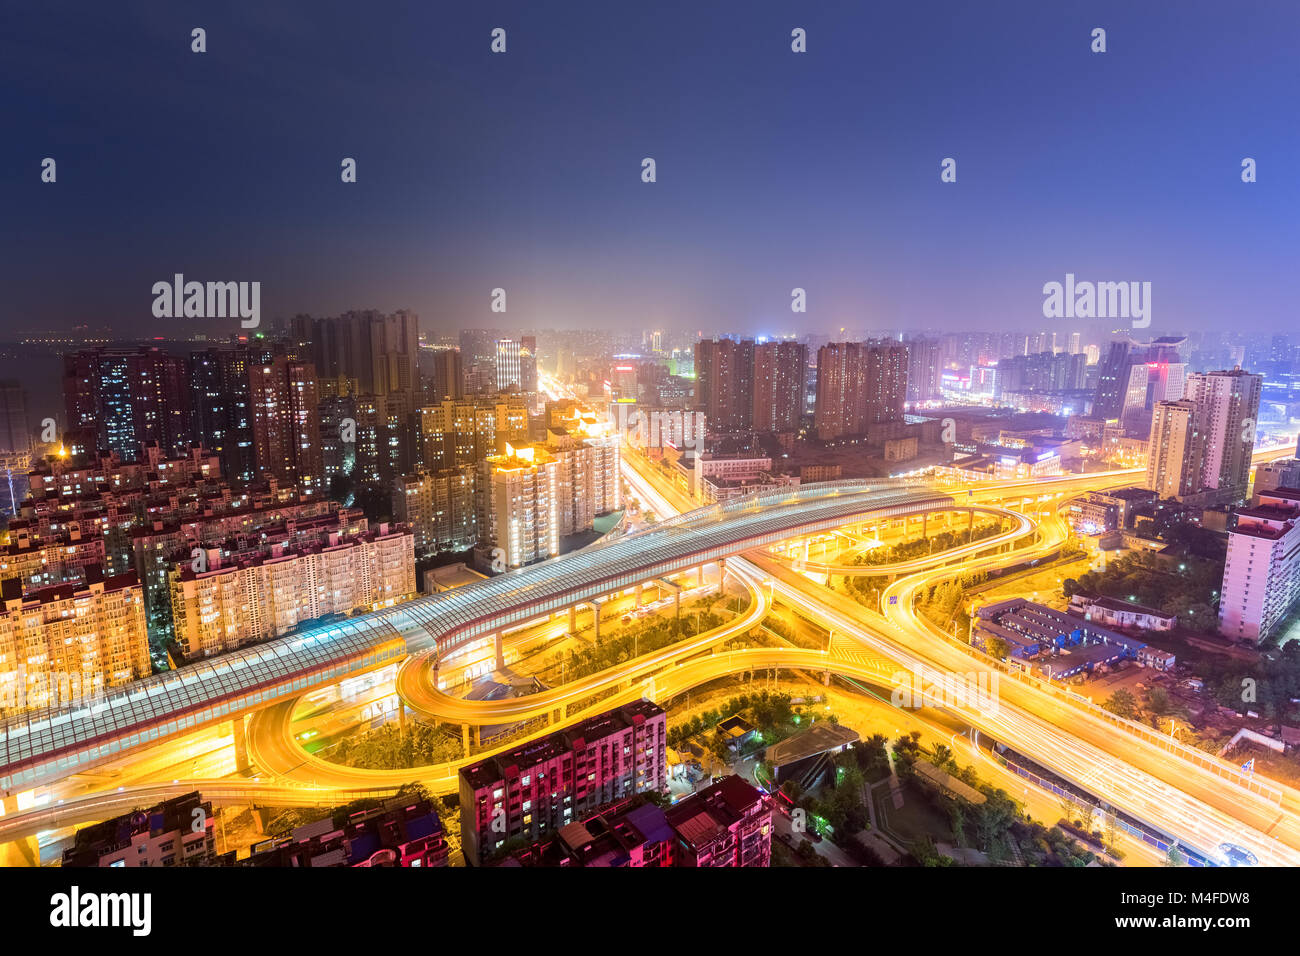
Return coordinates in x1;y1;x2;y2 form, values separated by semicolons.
1184;368;1263;504
420;347;463;403
63;347;193;461
191;347;255;484
905;338;942;403
813;342;908;440
292;310;421;415
249;353;324;495
694;338;754;434
0;381;30;454
477;443;560;568
752;341;806;433
495;338;522;391
1092;336;1186;435
519;337;538;393
1144;399;1204;500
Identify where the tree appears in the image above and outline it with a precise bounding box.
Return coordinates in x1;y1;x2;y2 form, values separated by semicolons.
1103;688;1138;720
930;744;958;774
985;636;1010;660
1147;686;1171;717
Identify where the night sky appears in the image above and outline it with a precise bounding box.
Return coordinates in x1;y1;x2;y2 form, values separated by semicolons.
2;0;1297;338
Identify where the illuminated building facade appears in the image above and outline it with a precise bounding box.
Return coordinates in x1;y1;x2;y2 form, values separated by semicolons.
459;700;667;866
169;523;415;658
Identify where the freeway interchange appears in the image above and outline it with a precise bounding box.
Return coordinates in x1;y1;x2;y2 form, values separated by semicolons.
1;444;1297;867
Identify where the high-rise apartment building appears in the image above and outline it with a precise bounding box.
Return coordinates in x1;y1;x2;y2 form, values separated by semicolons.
1219;488;1300;644
1144;400;1204;500
905;338;942;404
169;523;415;658
393;465;478;556
994;351;1087;397
190;348;256;484
544;418;622;535
1092;336;1186;435
318;394;356;482
291;310;421;415
459;700;667;866
694;339;754;434
477;443;560;569
752;341;807;433
813;342;908;440
64;347;193;462
420;347;463;403
1184;368;1262;505
416;396;529;472
249;353;324;496
0;568;150;714
0;381;30;455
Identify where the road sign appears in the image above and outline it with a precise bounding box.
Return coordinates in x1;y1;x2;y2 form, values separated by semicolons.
888;595;898;606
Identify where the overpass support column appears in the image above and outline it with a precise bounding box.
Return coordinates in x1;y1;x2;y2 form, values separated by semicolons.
568;604;577;634
922;512;928;537
230;716;250;773
398;700;407;733
969;508;975;535
494;632;504;671
717;557;726;588
635;583;643;605
461;724;471;756
593;602;602;643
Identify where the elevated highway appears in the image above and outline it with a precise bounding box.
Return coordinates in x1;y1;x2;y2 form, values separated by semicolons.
0;479;960;793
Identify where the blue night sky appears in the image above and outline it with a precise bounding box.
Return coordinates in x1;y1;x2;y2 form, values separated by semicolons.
2;0;1297;338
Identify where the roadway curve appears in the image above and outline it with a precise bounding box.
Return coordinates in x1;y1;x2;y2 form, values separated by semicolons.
394;560;768;723
767;504;1035;576
1;443;1293;844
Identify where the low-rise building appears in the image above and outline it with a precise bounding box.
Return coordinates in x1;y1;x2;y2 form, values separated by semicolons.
1069;593;1177;632
459;700;668;866
62;791;225;867
663;775;772;867
763;722;860;787
974;597;1150;676
245;796;448;868
496;774;771;868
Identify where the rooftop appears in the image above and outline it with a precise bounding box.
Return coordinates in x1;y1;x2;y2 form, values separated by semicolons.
763;722;860;767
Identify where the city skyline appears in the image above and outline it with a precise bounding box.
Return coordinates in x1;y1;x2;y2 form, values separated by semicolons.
5;0;1300;896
